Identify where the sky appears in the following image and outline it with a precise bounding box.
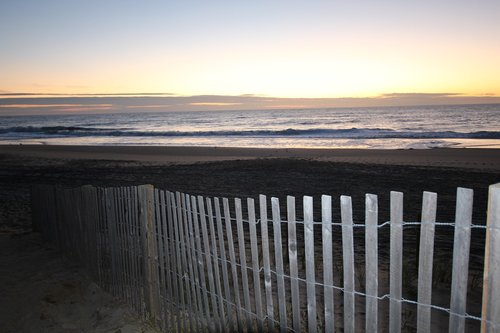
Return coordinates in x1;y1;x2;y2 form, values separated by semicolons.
1;0;500;113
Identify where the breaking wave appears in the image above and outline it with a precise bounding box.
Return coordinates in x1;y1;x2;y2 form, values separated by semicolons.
1;126;500;139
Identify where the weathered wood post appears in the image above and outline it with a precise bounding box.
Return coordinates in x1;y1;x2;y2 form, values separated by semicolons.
417;191;437;333
390;191;403;333
341;195;355;333
138;184;159;321
365;194;379;333
449;187;473;333
481;183;500;333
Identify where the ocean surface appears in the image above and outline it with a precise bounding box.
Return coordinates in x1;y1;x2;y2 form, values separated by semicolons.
1;104;499;149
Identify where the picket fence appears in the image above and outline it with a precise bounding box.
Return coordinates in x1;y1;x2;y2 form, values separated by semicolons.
31;183;500;332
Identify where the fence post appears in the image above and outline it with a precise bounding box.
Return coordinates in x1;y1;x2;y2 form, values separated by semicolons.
449;187;473;333
390;191;403;333
322;195;334;333
259;194;275;331
341;195;355;333
288;196;301;333
481;183;500;333
365;194;379;333
304;196;317;333
138;184;159;321
272;197;288;333
417;191;437;333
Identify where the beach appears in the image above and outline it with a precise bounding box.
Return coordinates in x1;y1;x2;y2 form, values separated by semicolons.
2;144;500;169
1;145;499;331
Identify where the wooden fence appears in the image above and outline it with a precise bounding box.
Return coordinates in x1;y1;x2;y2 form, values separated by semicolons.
31;183;500;332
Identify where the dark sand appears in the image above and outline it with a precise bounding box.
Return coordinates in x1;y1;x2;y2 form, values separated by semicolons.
1;145;499;331
1;145;500;170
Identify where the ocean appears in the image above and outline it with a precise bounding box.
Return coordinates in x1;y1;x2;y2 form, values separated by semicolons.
1;104;499;149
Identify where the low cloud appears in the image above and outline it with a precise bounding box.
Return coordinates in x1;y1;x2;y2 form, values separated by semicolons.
0;92;177;97
379;92;463;98
0;104;112;108
189;102;242;106
1;92;499;115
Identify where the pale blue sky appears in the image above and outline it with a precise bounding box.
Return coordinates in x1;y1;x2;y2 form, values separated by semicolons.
1;0;499;99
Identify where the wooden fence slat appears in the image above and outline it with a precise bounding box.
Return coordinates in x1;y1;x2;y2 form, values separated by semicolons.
126;187;137;314
80;187;90;276
482;183;500;333
124;187;133;304
248;198;264;332
90;187;101;287
235;198;253;329
199;195;221;332
215;197;235;332
117;187;130;303
84;187;91;271
83;187;92;278
93;186;101;283
106;189;116;301
304;196;317;333
122;187;132;308
185;194;207;329
98;187;106;291
63;189;72;257
138;184;159;320
80;187;89;274
417;191;437;333
118;188;126;306
105;188;114;294
390;191;403;333
449;188;473;333
118;187;127;301
184;194;200;332
123;188;132;311
341;195;355;333
322;195;334;333
105;188;117;297
180;193;199;331
365;194;379;333
207;197;227;331
271;197;287;332
55;186;65;251
166;192;181;332
154;189;165;328
223;198;243;330
112;188;121;298
171;192;186;332
134;187;146;318
108;188;117;295
259;194;275;331
159;190;173;332
287;196;301;333
191;195;213;333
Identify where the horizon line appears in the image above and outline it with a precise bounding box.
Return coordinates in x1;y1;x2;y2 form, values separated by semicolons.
1;91;499;99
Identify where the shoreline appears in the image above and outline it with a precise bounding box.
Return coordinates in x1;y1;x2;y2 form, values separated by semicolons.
1;144;500;170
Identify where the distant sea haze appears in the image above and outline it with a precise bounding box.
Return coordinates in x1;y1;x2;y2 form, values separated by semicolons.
1;104;499;149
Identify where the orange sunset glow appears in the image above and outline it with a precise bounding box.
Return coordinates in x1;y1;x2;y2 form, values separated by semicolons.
1;0;499;112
